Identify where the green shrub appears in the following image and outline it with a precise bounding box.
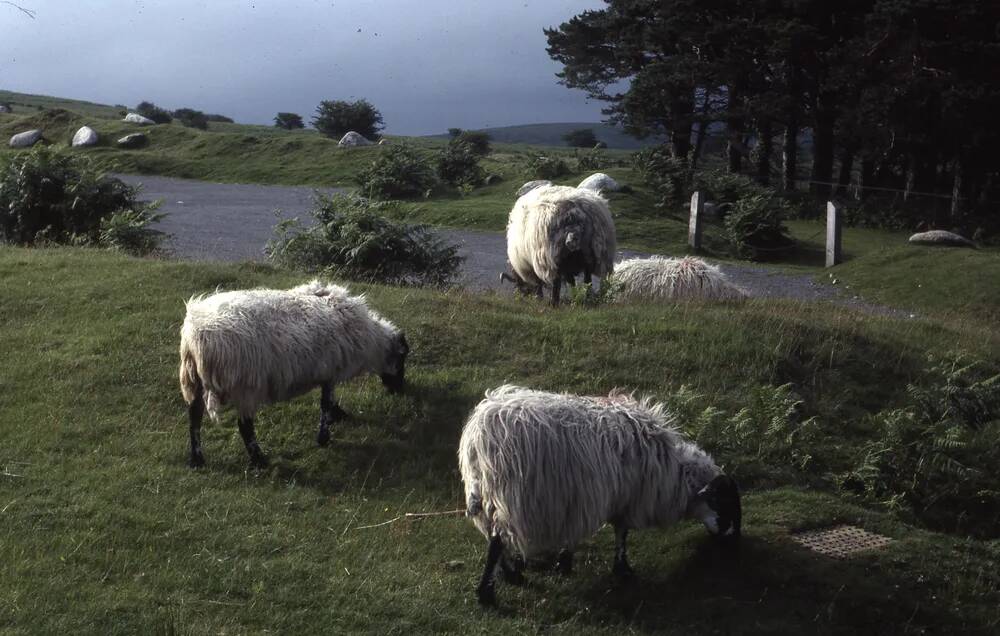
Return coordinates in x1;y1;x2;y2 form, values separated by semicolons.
724;193;794;260
454;131;491;156
265;193;463;286
526;154;570;180
574;147;607;172
135;101;172;124
274;112;305;130
0;146;160;249
172;108;209;130
563;128;599;148
437;139;484;187
840;354;1000;537
694;169;767;205
312;99;384;140
98;204;167;255
633;146;691;210
356;144;438;199
205;113;234;123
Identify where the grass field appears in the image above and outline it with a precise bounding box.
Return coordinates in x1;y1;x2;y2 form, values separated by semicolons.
1;247;999;634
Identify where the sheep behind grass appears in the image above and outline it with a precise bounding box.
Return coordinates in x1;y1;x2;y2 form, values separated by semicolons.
458;385;742;606
179;280;409;468
503;185;616;305
610;256;746;303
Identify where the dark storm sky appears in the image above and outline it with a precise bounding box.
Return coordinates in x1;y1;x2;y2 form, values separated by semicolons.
1;0;608;134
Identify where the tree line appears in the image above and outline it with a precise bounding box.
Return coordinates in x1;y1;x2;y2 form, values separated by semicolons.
546;0;1000;223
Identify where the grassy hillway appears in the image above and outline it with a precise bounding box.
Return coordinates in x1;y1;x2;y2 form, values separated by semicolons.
1;247;1000;633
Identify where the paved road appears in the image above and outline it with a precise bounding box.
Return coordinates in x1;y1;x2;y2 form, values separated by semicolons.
120;174;904;313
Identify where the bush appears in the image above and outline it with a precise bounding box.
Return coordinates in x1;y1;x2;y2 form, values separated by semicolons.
312;99;384;140
694;170;767;205
563;128;598;148
356;144;438;199
633;146;691;210
437;139;484;187
840;354;1000;538
454;131;491;156
447;127;463;138
135;101;172;124
526;154;570;180
172;108;208;130
204;113;234;123
265;193;463;286
98;204;166;255
274;112;305;130
723;193;794;260
0;146;164;254
574;147;607;172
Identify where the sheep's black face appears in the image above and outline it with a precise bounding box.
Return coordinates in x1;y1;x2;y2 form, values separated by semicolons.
692;474;742;542
380;333;409;394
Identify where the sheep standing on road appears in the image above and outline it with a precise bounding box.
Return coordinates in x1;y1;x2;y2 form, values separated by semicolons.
458;385;742;606
179;280;409;468
502;185;616;305
610;256;747;303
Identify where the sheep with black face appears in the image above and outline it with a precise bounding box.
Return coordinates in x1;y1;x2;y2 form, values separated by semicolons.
179;280;409;468
458;385;741;606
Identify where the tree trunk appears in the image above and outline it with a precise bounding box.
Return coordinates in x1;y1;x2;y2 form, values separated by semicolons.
836;149;855;196
690;89;713;171
951;157;963;221
726;86;744;174
782;124;798;192
809;110;836;198
668;94;694;160
858;157;876;200
756;119;773;186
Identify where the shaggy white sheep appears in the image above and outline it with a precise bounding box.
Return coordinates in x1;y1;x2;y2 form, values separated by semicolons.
610;256;747;303
459;385;741;605
502;185;616;305
179;280;409;468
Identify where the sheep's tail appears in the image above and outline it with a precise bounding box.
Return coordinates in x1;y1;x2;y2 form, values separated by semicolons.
179;338;221;421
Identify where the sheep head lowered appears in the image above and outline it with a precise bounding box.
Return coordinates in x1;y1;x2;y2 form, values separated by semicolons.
379;332;410;394
688;474;742;543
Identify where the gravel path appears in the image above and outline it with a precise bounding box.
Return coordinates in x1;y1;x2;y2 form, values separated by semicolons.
121;174;903;314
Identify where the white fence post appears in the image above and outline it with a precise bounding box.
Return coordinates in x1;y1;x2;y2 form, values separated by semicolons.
826;201;842;268
689;191;703;252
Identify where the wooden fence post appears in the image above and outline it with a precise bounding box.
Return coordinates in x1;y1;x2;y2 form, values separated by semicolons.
689;191;703;252
826;201;842;267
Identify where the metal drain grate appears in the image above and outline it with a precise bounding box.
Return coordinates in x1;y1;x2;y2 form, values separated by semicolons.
791;525;893;559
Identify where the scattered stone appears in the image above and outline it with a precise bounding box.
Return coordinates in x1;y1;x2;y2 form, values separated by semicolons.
123;112;155;125
908;230;976;248
578;172;622;192
71;126;99;147
516;179;551;197
338;131;373;147
378;138;388;145
9;129;43;148
117;133;147;149
444;560;465;571
0;104;11;114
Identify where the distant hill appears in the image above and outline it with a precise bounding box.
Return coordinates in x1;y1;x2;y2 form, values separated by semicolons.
0;89;124;119
427;122;662;149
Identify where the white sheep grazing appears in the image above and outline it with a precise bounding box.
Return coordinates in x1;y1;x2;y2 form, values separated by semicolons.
179;280;409;468
502;185;616;305
458;385;742;606
610;256;747;303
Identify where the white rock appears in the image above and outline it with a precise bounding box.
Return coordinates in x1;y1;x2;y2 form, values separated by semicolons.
117;133;147;148
515;180;552;197
9;129;42;148
578;172;621;192
0;104;11;114
338;131;373;147
72;126;99;147
908;230;975;248
378;138;388;145
123;112;155;125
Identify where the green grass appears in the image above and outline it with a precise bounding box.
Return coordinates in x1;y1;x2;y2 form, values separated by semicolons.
1;247;1000;633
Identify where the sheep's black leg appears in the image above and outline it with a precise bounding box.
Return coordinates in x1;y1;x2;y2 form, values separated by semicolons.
535;284;544;300
612;524;634;577
584;270;593;286
500;552;525;585
556;549;574;575
318;383;348;447
477;534;504;606
188;388;205;468
551;279;562;306
238;415;268;468
565;273;576;287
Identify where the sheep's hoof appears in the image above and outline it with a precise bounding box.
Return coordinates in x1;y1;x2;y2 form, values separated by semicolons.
501;569;526;586
477;585;497;607
556;550;574;576
188;453;205;469
317;427;331;447
249;454;269;469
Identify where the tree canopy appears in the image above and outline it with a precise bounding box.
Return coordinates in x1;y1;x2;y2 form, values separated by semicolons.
312;99;384;140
